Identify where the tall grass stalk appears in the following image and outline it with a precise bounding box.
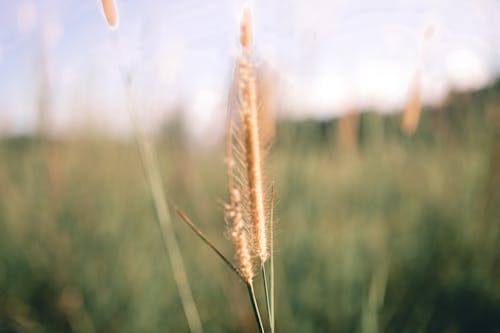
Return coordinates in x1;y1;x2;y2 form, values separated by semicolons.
126;79;203;333
228;6;275;331
100;2;203;330
175;7;276;332
401;25;434;135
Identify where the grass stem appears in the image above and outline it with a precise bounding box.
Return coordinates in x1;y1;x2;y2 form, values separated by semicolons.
126;79;203;333
261;265;272;331
247;282;266;333
269;183;275;332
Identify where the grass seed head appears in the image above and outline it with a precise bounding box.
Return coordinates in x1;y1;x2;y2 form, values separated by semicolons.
101;0;119;29
240;7;253;48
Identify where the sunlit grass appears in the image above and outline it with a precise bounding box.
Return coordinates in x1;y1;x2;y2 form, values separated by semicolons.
0;95;499;331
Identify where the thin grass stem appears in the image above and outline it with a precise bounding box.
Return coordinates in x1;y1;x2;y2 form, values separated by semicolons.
247;282;266;333
261;265;272;330
126;79;203;333
269;183;275;332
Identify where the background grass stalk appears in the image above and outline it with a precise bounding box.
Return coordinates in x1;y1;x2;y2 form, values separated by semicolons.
126;81;203;333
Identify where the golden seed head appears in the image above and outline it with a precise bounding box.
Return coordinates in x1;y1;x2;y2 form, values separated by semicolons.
226;6;271;280
240;7;253;48
226;187;254;283
231;188;241;203
236;6;269;264
236;230;254;282
401;70;422;135
101;0;119;29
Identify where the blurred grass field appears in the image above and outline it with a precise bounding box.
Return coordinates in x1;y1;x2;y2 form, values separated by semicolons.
1;80;500;332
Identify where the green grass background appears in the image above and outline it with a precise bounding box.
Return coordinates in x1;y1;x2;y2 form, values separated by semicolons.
1;81;500;332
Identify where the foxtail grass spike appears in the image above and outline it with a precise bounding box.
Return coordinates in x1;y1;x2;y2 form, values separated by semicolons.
401;70;422;135
101;0;119;28
229;6;271;267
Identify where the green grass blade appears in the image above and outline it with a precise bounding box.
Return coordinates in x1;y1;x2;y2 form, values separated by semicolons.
175;208;245;282
269;183;275;332
247;282;266;333
261;265;272;331
127;79;203;333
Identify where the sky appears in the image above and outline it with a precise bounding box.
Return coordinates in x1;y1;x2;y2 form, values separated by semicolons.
0;0;499;139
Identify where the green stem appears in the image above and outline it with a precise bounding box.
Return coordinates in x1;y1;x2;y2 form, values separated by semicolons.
269;184;275;332
262;265;272;332
247;282;265;333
